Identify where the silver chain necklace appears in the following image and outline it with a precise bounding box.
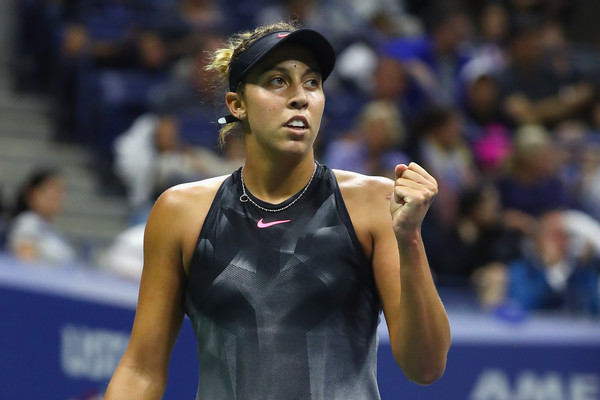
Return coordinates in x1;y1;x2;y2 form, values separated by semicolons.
239;164;317;213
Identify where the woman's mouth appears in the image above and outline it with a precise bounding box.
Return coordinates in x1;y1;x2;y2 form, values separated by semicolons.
284;116;310;131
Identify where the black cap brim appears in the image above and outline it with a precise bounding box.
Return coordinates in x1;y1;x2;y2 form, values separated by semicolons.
228;29;336;92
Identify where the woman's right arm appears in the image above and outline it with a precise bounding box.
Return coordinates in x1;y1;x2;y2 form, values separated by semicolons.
105;188;191;399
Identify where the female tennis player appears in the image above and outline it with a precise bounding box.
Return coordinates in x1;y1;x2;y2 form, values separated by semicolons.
105;21;450;399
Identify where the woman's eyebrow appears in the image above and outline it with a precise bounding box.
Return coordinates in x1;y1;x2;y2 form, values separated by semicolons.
262;65;322;77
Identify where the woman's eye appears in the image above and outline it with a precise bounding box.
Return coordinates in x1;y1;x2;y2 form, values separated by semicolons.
271;77;285;85
305;78;320;88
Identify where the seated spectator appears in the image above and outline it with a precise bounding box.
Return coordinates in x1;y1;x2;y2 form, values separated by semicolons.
474;211;599;315
580;103;600;220
150;32;225;115
472;2;509;55
496;13;594;127
331;55;429;152
460;59;508;142
7;168;76;265
472;124;513;180
98;222;146;281
551;119;597;206
457;2;508;105
408;106;477;273
459;63;514;180
323;100;409;179
370;57;429;128
113;114;244;222
333;26;423;121
438;183;521;286
380;3;473;107
254;0;414;49
496;124;573;233
178;0;226;32
414;106;477;228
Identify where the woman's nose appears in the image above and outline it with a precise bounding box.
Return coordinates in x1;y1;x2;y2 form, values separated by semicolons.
288;83;309;110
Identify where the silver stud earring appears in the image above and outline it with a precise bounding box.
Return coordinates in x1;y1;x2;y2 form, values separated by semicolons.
238;113;245;119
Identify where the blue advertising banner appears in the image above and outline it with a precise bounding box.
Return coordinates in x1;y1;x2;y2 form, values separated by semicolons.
1;254;599;399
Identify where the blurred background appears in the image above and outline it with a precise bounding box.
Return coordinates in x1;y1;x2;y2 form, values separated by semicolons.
0;0;599;399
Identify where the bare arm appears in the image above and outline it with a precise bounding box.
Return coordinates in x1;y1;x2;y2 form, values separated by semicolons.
12;241;38;261
105;189;189;399
371;163;451;385
504;82;594;125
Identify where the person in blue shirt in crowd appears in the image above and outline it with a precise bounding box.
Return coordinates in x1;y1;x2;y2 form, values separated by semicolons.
475;210;599;315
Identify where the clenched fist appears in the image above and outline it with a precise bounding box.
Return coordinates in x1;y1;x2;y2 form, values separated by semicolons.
390;162;438;235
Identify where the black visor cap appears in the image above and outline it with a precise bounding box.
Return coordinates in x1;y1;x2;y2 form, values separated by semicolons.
228;29;336;92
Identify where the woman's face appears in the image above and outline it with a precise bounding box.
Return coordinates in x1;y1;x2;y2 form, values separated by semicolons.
364;118;393;153
238;44;325;158
28;175;66;220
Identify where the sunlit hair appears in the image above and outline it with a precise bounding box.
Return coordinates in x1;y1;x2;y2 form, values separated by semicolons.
205;21;299;146
356;100;405;146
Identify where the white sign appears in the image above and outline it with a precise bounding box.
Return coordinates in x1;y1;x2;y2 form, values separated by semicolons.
470;369;599;400
60;324;130;380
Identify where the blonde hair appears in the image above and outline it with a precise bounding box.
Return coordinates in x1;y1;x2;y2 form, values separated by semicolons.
206;21;300;146
356;100;405;146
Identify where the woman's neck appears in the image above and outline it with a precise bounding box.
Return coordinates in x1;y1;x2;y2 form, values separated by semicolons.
242;153;316;203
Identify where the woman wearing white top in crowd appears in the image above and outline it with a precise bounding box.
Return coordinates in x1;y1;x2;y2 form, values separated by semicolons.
7;168;76;265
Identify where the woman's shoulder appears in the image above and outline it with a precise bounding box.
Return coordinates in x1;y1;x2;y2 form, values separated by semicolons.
331;169;394;205
332;169;394;191
147;174;231;227
145;174;232;265
157;174;231;208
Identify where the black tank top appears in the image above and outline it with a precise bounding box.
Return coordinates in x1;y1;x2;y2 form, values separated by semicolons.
185;163;382;400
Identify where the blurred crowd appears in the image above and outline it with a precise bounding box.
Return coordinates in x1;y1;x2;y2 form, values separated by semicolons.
2;0;600;317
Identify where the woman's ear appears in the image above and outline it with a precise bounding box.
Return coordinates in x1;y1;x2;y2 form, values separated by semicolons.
225;92;246;120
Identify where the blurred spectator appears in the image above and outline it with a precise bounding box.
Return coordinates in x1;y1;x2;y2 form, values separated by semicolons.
438;183;521;286
7;168;76;265
503;0;575;25
496;13;594;127
332;55;429;146
477;2;510;46
53;22;174;144
410;106;477;275
460;2;508;93
474;211;599;315
414;106;477;228
338;0;424;38
496;124;573;233
371;57;430;127
471;124;513;180
98;222;146;281
178;0;225;32
256;0;324;29
113;113;244;222
255;0;348;48
540;21;582;86
460;61;511;153
381;2;474;106
255;0;420;50
150;32;224;115
551;119;595;205
580;102;600;220
323;100;409;179
12;0;69;93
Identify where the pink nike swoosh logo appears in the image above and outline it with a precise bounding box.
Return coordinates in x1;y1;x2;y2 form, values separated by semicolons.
277;33;290;38
257;218;291;228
